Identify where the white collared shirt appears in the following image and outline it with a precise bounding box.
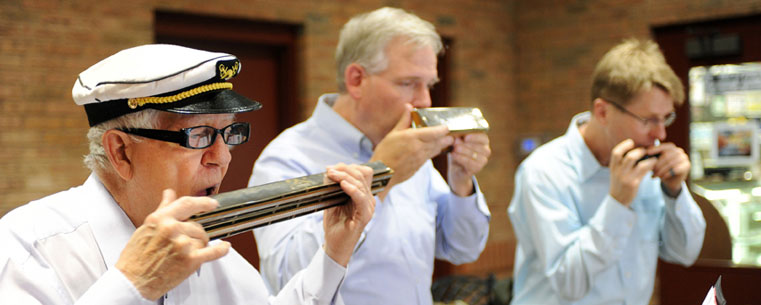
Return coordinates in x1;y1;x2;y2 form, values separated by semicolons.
0;174;346;305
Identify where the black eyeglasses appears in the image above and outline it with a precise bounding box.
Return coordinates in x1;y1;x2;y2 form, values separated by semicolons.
118;122;250;149
604;99;676;128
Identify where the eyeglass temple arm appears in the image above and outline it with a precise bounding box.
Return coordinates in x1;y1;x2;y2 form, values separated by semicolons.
119;128;186;145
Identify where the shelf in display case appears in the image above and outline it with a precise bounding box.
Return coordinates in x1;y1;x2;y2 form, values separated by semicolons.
692;181;761;265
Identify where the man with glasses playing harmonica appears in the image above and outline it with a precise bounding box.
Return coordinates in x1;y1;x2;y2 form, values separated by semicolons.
508;39;706;304
249;7;491;305
0;44;375;304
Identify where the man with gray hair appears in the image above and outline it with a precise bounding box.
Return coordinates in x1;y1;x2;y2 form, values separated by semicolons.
250;7;492;305
0;44;376;304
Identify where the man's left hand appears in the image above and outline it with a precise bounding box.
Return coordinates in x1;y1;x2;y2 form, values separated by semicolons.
322;163;375;267
647;142;690;196
448;133;491;196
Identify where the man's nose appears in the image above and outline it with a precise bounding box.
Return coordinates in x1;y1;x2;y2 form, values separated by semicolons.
203;134;232;167
649;122;667;141
413;84;432;108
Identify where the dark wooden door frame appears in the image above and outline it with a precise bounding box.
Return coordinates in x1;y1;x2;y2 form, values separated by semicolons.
154;10;303;269
154;10;302;131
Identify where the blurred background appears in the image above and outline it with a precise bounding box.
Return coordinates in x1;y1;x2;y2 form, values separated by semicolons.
2;0;761;304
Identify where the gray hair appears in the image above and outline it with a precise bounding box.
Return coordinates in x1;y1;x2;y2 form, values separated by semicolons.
84;109;162;174
335;7;443;92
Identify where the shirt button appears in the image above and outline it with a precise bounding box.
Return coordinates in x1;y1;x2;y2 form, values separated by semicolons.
625;272;631;278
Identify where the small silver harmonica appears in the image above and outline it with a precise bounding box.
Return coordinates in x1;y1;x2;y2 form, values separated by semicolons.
411;107;489;134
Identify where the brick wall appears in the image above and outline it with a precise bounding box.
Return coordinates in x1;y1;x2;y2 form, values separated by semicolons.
2;0;758;284
0;0;516;276
515;0;761;135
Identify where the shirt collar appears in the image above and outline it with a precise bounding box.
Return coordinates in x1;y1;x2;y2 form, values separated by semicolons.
566;112;605;181
83;174;138;269
314;94;374;160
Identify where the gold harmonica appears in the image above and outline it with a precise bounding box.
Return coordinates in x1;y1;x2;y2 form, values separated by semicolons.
191;161;392;240
411;107;489;134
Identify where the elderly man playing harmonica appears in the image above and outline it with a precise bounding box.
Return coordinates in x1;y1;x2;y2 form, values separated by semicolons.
249;7;492;305
0;44;375;304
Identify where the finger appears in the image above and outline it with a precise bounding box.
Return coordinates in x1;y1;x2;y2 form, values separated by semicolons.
452;137;491;159
158;189;178;210
462;133;490;145
622;147;647;168
356;165;374;185
339;164;366;182
341;180;373;217
611;139;636;164
633;156;657;176
392;104;414;132
646;141;677;155
655;154;687;179
326;163;368;185
450;149;477;166
652;151;676;177
177;221;210;244
411;125;451;142
190;240;231;263
343;164;374;189
329;168;367;192
652;146;687;177
172;233;207;253
164;196;220;221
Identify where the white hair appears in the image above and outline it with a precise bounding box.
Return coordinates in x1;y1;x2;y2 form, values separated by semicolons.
335;7;443;92
84;109;162;174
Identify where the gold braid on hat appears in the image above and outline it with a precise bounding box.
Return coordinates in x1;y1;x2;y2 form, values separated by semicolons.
127;82;233;109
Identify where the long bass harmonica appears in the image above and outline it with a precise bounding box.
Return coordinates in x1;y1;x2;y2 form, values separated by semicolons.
191;161;393;240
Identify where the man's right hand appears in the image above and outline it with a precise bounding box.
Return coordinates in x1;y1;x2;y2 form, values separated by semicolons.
115;189;230;300
609;139;657;206
370;105;454;199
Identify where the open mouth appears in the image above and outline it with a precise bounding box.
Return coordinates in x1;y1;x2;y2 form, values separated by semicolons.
197;185;218;197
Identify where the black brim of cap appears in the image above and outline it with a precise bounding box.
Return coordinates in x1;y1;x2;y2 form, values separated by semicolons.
84;89;262;127
158;89;262;114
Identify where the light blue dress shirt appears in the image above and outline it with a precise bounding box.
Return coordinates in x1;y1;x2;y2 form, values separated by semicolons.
508;112;706;305
249;94;491;305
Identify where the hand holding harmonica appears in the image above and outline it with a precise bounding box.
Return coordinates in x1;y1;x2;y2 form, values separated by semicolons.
192;162;392;241
410;107;492;196
369;106;454;196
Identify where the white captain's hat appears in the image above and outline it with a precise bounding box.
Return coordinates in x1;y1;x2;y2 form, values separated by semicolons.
72;44;262;126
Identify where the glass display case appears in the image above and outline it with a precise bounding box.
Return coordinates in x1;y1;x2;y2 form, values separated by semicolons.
689;62;761;265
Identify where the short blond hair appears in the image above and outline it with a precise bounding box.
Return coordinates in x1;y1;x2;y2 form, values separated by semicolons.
591;39;684;107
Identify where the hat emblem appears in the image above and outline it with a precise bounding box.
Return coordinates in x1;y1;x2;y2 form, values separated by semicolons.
218;61;239;80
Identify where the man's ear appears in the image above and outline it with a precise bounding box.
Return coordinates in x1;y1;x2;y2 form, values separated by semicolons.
344;63;366;100
102;129;133;181
592;98;609;124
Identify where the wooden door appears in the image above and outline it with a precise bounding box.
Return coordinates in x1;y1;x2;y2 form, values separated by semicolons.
155;10;301;269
